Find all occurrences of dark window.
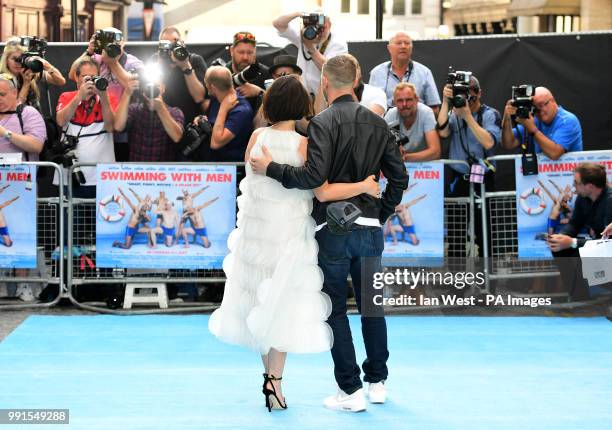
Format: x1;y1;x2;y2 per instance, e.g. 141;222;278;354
393;0;405;15
358;0;370;14
341;0;351;13
411;0;422;15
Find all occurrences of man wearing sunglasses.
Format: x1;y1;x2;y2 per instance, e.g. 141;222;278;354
227;31;270;111
501;87;582;160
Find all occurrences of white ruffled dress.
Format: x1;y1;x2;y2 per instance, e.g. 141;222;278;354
208;128;333;354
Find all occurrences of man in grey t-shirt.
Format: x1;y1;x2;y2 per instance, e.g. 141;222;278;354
384;83;440;162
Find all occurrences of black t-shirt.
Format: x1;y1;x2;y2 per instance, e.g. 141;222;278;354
153;52;207;125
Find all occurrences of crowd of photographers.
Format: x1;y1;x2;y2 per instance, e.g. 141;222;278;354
1;11;609;303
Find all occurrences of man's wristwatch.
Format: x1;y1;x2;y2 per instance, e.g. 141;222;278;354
571;238;578;249
4;130;13;141
182;67;194;75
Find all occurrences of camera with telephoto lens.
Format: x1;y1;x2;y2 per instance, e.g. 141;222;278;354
302;13;325;40
511;84;536;119
93;29;122;58
181;116;213;160
54;135;86;185
84;75;108;91
209;58;261;86
446;68;472;108
17;36;47;73
389;125;409;148
157;40;189;62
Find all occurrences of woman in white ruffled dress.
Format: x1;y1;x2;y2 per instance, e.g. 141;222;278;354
208;75;380;411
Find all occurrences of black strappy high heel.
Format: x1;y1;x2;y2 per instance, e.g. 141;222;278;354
262;373;287;412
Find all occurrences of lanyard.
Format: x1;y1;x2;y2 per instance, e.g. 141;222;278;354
385;61;413;104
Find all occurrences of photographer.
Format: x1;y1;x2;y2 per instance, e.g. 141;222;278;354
201;66;253;162
0;74;46;160
69;28;143;102
114;73;184;162
438;74;501;196
273;11;348;96
368;31;440;111
384;83;440;162
546;163;612;300
0;36;66;112
155;27;207;125
55;59;117;194
223;31;270;112
501;87;582;160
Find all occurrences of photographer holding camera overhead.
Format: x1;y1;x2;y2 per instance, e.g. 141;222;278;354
113;65;184;162
55;58;116;198
153;26;207;125
273;10;348;96
501;86;582;160
438;70;501;197
0;36;66;113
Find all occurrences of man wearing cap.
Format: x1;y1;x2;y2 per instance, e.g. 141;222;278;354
273;11;348;96
368;31;440;111
227;31;271;113
437;75;501;196
269;55;302;80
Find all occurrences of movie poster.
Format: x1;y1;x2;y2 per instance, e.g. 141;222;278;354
515;151;612;258
382;162;445;264
96;164;236;269
0;164;37;268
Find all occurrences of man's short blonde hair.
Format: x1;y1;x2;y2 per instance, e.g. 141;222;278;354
322;54;357;89
205;66;233;92
393;82;417;98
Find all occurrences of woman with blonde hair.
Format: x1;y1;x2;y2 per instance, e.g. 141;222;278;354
0;37;65;111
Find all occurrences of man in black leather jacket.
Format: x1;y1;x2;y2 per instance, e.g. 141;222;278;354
251;54;408;412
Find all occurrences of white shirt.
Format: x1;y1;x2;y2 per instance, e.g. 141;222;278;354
360;84;387;115
278;22;348;95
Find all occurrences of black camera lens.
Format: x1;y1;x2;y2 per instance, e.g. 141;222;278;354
105;43;121;58
172;44;189;62
23;56;44;73
92;76;108;91
303;26;319;40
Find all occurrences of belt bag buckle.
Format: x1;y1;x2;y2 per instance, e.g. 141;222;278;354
326;202;362;234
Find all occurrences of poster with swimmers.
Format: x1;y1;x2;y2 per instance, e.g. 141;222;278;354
382;162;444;265
0;164;37;268
96;164;236;269
515;151;612;258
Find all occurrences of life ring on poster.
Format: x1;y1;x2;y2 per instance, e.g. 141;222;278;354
99;194;126;222
519;187;546;215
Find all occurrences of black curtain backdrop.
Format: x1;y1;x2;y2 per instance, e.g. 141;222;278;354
2;33;610;190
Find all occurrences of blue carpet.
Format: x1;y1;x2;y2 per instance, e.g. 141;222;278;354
0;315;611;430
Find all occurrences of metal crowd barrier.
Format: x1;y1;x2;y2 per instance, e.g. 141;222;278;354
0;162;64;310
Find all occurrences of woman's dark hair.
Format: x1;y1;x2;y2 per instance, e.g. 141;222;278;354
262;75;312;124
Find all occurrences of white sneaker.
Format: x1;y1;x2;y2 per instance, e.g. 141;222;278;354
16;284;35;302
323;388;367;412
367;381;386;404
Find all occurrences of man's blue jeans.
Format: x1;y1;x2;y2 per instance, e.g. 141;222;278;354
315;225;389;395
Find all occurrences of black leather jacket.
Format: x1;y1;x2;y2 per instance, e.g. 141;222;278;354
266;94;408;225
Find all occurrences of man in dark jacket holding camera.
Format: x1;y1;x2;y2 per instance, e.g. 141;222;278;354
251;54;408;412
155;26;207;126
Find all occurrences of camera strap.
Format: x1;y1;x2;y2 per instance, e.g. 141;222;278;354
2;105;29;161
385;61;413;102
458;105;486;164
301;33;332;62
